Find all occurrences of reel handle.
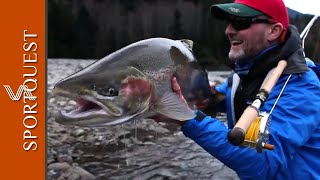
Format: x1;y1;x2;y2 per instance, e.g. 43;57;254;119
263;143;274;150
228;60;287;146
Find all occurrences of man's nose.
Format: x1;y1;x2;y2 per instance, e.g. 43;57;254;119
225;24;237;36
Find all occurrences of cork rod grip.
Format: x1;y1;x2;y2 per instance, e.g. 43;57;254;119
261;60;288;92
228;60;287;146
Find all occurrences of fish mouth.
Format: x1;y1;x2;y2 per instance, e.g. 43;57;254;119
53;88;123;126
59;98;108;118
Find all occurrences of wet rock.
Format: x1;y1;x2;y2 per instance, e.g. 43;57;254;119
85;134;96;143
56;154;73;164
60;164;95;180
48;162;71;171
48;132;59;138
60;135;75;143
51;140;62;146
97;135;104;141
56;128;68;134
72;129;84;137
58;101;67;106
69;100;77;105
49;98;56;103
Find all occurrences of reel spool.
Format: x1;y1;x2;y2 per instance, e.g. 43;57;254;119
241;112;273;153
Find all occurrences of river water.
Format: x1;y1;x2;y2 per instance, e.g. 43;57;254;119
47;59;239;180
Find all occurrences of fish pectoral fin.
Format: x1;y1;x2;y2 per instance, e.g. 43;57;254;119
153;92;196;121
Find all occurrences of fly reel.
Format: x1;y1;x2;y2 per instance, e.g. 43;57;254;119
241;112;273;153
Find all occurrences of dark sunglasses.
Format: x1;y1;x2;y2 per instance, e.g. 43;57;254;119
228;17;276;31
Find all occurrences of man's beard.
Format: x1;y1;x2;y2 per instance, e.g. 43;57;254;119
228;48;247;64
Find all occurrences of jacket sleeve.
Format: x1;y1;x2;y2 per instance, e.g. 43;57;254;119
214;79;229;113
216;79;229;94
181;115;269;179
181;72;320;179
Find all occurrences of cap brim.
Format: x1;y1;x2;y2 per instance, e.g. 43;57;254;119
210;3;263;19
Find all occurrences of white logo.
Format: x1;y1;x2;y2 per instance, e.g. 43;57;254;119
3;85;36;101
229;7;240;13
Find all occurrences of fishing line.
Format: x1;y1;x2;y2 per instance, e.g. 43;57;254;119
300;15;319;49
269;74;292;115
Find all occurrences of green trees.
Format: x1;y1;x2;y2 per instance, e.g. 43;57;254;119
48;0;319;65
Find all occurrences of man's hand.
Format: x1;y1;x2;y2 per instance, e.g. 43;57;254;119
172;76;218;109
209;82;218;94
194;81;218;111
171;77;190;109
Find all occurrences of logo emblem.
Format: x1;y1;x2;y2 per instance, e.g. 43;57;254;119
229;7;240;13
3;85;36;101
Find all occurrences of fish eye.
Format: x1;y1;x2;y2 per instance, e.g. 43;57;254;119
106;88;116;96
97;87;118;96
89;85;96;91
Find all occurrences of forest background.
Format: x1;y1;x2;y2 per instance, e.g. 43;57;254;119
48;0;320;70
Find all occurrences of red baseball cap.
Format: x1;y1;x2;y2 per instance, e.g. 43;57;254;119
211;0;289;29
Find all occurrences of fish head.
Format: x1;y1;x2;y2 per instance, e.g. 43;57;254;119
53;63;153;127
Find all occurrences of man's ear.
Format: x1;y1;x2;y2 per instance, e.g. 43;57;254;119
267;23;284;42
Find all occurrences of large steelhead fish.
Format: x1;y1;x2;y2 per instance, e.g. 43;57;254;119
53;38;215;126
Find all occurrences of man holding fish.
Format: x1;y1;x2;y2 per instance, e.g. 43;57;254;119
171;0;320;179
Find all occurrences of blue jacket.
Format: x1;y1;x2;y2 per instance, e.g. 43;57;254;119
182;26;320;179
